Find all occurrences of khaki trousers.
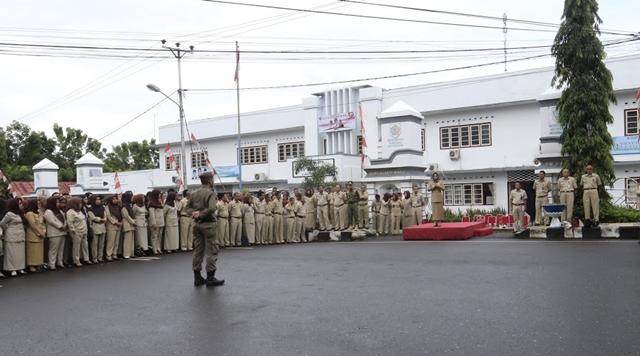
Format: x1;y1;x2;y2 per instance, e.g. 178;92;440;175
372;212;380;233
48;235;66;267
180;216;194;250
122;230;135;257
560;192;575;221
230;217;242;246
285;217;296;242
335;205;347;230
72;232;89;264
391;215;401;235
379;214;390;234
513;205;524;231
218;218;230;246
583;189;599;220
192;222;218;273
106;228;121;258
358;205;369;229
535;196;549;225
150;226;163;252
329;205;336;229
255;214;265;244
296;217;306;242
317;205;330;230
91;233;105;261
273;214;283;243
412;207;422;225
264;216;273;243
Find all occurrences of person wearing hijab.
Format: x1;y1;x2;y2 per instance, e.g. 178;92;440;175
57;196;73;267
66;198;91;267
132;194;148;255
119;192;137;259
242;195;256;245
44;197;67;270
88;195;107;263
148;189;165;255
0;198;6;278
105;195;123;261
379;193;391;235
427;172;445;227
401;191;414;231
162;192;179;253
25;199;46;272
0;198;27;276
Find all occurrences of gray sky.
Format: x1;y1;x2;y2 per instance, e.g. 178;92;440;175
1;0;638;149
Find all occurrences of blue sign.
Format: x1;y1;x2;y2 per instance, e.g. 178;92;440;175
611;136;640;155
214;165;240;178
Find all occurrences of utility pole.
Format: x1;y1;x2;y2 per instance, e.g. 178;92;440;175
162;39;193;190
503;14;508;72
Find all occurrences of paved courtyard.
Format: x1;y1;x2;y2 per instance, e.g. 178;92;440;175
1;237;639;356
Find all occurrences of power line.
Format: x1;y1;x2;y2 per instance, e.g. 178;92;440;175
97;95;173;141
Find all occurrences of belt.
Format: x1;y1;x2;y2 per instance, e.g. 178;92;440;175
536;195;548;198
255;212;265;214
273;212;282;215
348;201;358;204
584;188;597;190
180;214;189;217
335;204;344;207
358;203;368;206
317;204;327;206
560;191;574;193
232;216;242;219
512;203;524;206
412;206;421;208
287;216;296;219
297;216;306;218
219;216;229;219
196;219;216;223
373;211;380;213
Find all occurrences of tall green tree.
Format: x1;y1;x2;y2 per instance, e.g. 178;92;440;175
551;0;616;197
52;124;105;169
4;121;55;167
293;156;339;190
103;139;159;172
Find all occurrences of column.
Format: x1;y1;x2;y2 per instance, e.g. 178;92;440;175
324;91;330;116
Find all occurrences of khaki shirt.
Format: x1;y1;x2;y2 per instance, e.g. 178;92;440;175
177;198;189;217
294;201;305;217
271;198;284;214
380;200;391;215
254;199;266;215
265;201;273;216
228;200;243;218
358;191;369;206
391;200;402;216
411;193;424;208
427;180;445;204
580;173;602;189
371;200;381;213
216;201;229;218
185;185;218;222
313;192;329;206
304;200;315;215
284;203;295;218
510;189;527;205
333;191;347;206
557;177;578;192
533;179;552;197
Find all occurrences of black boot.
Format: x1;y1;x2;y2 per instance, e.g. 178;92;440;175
206;271;225;287
194;270;206;286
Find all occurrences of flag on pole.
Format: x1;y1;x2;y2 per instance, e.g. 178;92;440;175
0;170;18;197
114;172;122;194
359;103;368;164
189;133;218;176
165;143;175;166
636;87;640;109
234;50;240;82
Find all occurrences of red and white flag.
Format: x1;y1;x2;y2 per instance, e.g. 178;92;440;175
114;172;122;194
234;50;240;83
0;170;17;197
190;133;217;176
360;103;368;164
636;88;640;109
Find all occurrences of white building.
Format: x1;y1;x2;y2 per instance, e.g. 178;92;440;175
134;54;640;222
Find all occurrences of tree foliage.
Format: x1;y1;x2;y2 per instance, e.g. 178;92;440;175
551;0;616;197
293;156;339;190
103;139;159;172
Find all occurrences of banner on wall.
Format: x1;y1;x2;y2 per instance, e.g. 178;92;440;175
190;165;239;180
611;136;640;155
318;112;356;133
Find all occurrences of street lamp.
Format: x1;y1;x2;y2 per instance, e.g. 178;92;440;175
147;83;187;189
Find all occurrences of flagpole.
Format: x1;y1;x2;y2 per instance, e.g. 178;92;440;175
236;41;243;191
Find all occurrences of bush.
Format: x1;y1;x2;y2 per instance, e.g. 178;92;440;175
573;202;640;223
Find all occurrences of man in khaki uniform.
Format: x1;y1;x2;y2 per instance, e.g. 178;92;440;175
271;192;284;244
533;171;552;225
333;185;347;230
304;189;317;231
313;185;331;231
264;194;273;244
510;182;528;233
558;169;577;221
185;172;224;287
177;190;194;251
345;182;360;230
410;185;425;225
357;185;369;229
328;187;336;230
228;192;243;247
254;192;266;245
371;194;381;234
581;165;602;221
294;196;306;242
216;194;230;247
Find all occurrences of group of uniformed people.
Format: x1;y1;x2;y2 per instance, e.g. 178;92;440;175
509;165;603;232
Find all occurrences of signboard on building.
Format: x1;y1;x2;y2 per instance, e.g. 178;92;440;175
318;112;356;133
387;123;405;148
540;105;563;137
612;136;640;155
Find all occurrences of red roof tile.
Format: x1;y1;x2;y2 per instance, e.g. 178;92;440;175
11;182;76;197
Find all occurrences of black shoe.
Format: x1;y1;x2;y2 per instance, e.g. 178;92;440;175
206;271;225;287
194;271;206;286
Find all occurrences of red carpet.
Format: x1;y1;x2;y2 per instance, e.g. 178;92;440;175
403;222;486;241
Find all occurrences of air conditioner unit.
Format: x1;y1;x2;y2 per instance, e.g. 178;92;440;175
426;163;439;172
449;149;460;160
254;173;268;181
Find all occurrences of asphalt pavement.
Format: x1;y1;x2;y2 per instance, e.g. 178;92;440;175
1;237;640;356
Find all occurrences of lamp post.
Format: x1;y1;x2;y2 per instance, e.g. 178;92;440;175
146;83;188;189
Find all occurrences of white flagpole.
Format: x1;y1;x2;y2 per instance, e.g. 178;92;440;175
236;41;242;191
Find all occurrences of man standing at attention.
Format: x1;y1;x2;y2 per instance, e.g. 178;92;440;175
510;182;527;233
345;182;360;231
581;165;602;222
271;192;284;244
410;185;425;225
178;190;194;251
313;185;331;231
358;185;369;230
228;193;244;247
533;171;552;226
557;169;577;222
333;184;347;231
185;172;224;287
254;192;266;245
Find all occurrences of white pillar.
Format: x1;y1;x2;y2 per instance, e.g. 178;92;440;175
332;133;338;154
331;90;337;115
324;91;329;116
343;87;349;113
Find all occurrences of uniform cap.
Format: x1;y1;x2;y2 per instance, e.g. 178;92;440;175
347;181;353;185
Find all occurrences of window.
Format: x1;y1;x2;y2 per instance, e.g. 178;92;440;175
444;183;493;206
191;151;207;168
440;123;492;149
625;177;640;208
625;109;639;136
421;129;425;151
357;136;363;155
240;146;268;164
278;142;305;162
165;154;181;171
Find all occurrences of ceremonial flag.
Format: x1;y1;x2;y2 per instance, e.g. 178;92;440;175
114;171;122;194
0;170;17;197
359;103;368;164
636;88;640;109
189;133;218;175
234;50;240;82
